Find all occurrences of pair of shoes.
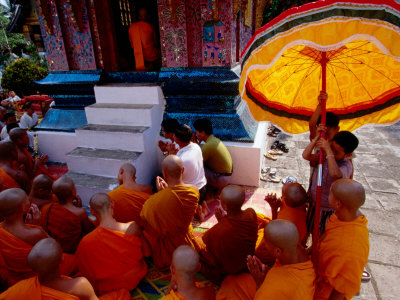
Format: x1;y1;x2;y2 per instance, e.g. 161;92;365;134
267;126;281;137
268;149;283;155
261;167;271;174
264;152;277;160
282;176;298;183
271;141;289;153
260;173;281;183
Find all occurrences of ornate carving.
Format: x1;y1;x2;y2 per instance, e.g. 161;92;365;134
39;0;54;35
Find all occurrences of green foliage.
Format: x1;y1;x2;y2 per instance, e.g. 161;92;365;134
0;14;27;59
262;0;315;26
1;58;48;96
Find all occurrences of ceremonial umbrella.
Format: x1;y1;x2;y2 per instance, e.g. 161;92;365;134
239;0;400;264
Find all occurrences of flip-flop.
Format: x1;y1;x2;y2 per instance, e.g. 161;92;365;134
268;149;283;155
264;152;277;160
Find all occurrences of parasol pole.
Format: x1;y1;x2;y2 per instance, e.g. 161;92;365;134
312;51;327;270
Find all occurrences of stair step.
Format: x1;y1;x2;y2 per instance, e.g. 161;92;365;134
165;95;239;111
76;125;148;151
66;147;141;177
94;85;162;105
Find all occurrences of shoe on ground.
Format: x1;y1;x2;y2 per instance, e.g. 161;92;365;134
264;152;277;160
282;176;298;183
268;149;283;155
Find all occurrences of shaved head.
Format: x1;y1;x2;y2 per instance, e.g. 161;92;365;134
0;188;27;218
9;127;27;142
120;163;136;177
52;176;75;203
28;238;62;275
90;193;111;214
32;174;53;191
162;155;183;179
264;219;299;251
282;183;308;208
220;185;245;211
172;245;200;280
331;179;365;211
0;140;17;160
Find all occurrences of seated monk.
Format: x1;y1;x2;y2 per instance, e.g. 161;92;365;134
216;219;316;300
199;185;258;284
0;238;131;300
28;174;57;209
140;155;201;270
40;176;94;253
0;188;76;286
0;141;28;192
256;183;308;263
108;163;151;223
162;245;215;300
9;128;52;181
76;193;150;295
315;179;369;299
129;7;160;70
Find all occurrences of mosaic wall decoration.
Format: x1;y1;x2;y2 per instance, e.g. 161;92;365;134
244;0;252;27
34;0;69;71
87;0;104;69
158;0;189;67
185;1;203;67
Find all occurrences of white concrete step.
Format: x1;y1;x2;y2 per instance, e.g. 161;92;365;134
85;103;155;126
94;84;163;105
66;147;141;177
75;124;148;151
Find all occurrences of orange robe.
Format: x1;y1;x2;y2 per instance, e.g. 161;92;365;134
161;290;186;299
216;260;316;300
0;167;20;191
21;147;55;180
277;203;307;243
76;226;147;294
0;276;131;300
316;214;369;299
129;21;159;70
140;185;201;269
40;202;87;253
200;209;258;283
0;223;77;286
108;185;150;223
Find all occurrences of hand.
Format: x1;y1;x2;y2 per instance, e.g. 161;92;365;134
247;255;268;289
156;176;168;191
316;138;331;153
318;91;328;103
35;154;49;166
315;124;327;137
158;140;167;152
26;203;41;225
215;206;227;222
264;193;281;211
166;143;178;155
72;195;82;207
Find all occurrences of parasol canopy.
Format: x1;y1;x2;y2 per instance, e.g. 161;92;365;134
240;0;400;134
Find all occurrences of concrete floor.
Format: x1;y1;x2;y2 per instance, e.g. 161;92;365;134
260;122;400;300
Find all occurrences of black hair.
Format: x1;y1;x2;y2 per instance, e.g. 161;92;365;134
22;102;33;110
333;131;359;154
193;118;213;135
317;112;339;128
161;119;179;134
3;112;15;122
174;124;192;143
6;123;19;133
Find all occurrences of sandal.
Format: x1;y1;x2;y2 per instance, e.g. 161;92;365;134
277;142;289;153
264;152;277;160
282;176;298;183
268;149;283;155
267;174;281;183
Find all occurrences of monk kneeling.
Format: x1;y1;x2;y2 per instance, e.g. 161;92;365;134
162;245;215;300
76;193;150;295
217;219;315;299
200;185;258;284
29;174;56;209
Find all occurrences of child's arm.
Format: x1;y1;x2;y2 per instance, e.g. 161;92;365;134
316;138;343;179
264;193;281;220
309;91;327;140
302;135;319;167
329;289;345;300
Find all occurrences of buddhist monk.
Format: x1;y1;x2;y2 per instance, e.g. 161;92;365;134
108;163;151;223
0;188;76;286
129;7;160;70
140;155;201;269
9;128;51;181
199;185;258;284
216;219;316;300
40;176;94;253
0;237;131;300
76;193;150;295
28;174;57;209
0;141;28;191
315;179;369;300
162;245;215;300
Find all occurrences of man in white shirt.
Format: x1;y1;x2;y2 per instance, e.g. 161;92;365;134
19;102;38;130
1;91;21;109
174;124;208;220
0;112;17;140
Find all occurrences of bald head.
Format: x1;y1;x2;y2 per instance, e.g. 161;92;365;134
282;183;308;208
52;176;75;203
172;245;200;280
0;140;17;161
264;219;299;251
220;185;245;211
331;178;365;211
28;238;62;275
162;155;183;179
0;188;27;218
9;127;27;142
90;193;111;215
32;174;53;191
120;163;136;177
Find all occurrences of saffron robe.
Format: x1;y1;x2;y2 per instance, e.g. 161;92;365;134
216;260;316;300
0;276;132;300
21;147;55;180
0;167;20;191
200;209;258;283
140;185;201;269
161;290;186;300
0;223;77;286
76;226;147;294
277;203;307;243
108;185;150;223
40;202;88;254
316;214;369;299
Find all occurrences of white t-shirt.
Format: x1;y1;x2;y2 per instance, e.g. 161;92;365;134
4;95;21;104
0;126;8;140
19;113;38;129
176;142;207;190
